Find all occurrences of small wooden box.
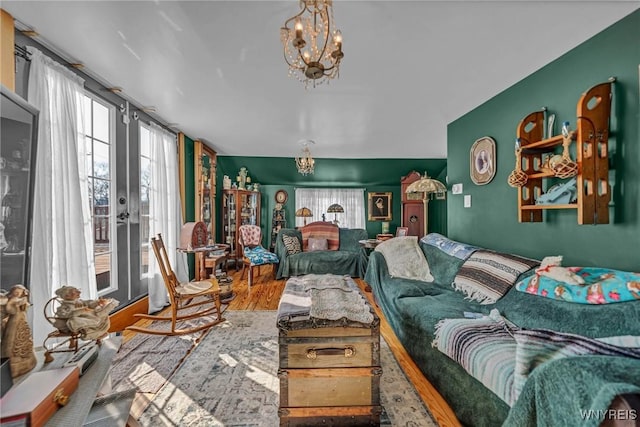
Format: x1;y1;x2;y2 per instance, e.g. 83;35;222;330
277;276;381;426
0;366;79;427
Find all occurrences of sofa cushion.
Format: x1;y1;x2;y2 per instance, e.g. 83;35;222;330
301;221;339;251
453;250;539;304
515;267;640;304
307;237;328;252
375;236;434;282
420;242;466;285
282;234;301;255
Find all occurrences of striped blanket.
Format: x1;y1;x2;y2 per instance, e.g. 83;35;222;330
433;309;640;408
433;309;519;406
276;274;374;329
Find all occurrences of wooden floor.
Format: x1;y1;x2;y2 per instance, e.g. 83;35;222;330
123;267;461;427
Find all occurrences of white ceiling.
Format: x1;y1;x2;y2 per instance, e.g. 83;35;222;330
3;1;638;159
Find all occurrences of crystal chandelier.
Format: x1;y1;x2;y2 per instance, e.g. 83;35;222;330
295;140;315;175
280;0;344;88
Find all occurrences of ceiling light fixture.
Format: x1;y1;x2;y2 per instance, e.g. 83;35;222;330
295;139;316;176
280;0;344;89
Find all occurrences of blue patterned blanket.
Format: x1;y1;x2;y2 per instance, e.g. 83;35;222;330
420;233;480;260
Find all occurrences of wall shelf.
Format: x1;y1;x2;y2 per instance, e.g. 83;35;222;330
515;79;613;224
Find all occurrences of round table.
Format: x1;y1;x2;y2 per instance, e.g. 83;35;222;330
178;244;230;281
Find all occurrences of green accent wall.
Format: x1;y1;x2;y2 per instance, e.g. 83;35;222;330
447;10;640;271
213;157;447;242
183;135;196;278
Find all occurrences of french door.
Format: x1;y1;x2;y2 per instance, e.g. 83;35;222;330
84;94;146;305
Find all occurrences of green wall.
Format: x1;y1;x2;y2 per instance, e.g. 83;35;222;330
214;157;447;243
447;10;640;271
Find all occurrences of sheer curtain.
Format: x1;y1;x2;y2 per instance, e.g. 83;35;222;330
147;122;187;313
294;188;365;228
27;46;96;345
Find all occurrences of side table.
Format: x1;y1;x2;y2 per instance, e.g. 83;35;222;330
358;239;383;292
178;244;230;281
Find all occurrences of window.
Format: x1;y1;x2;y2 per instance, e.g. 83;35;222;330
83;94;116;294
140;123;151;281
294;188;365;228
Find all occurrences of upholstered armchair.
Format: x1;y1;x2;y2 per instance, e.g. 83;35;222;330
238;225;279;288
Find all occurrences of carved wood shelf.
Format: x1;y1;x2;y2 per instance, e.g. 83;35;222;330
515;79;613;224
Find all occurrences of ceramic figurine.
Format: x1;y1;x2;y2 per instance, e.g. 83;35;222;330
0;285;37;377
53;286;118;340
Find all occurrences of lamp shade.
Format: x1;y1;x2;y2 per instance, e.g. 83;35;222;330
326;204;344;213
295;207;313;217
405;175;447;195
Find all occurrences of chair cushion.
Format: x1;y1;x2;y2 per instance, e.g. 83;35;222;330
244;246;279;266
301;221;339;251
176;279;217;296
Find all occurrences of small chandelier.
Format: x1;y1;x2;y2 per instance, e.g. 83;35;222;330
280;0;344;88
295;140;315;175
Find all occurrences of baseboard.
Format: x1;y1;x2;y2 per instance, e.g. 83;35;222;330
108;296;149;332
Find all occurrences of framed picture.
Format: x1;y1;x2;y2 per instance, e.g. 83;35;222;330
395;227;408;237
368;192;392;221
470;136;496;185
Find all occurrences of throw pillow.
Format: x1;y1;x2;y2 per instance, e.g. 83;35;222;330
375;236;434;282
301;222;339;251
282;234;301;255
307;237;328;252
515;267;640;304
513;328;640;399
453;250;539;304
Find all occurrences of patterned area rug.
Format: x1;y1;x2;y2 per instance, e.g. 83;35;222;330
111;299;227;394
139;310;437;426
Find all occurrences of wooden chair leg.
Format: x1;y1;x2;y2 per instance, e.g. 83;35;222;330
240;262;247;280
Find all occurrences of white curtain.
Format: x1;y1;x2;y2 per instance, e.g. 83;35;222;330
294;188;365;229
27;46;96;345
147;122;187;313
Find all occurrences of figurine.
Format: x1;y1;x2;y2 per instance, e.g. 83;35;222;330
53;286;118;340
0;285;37;377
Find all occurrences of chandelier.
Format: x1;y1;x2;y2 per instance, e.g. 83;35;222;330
280;0;344;88
295;140;315;175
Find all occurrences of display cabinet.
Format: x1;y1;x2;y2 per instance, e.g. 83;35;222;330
513;79;612;224
222;189;261;268
1;85;39;291
194;141;216;279
270;206;286;251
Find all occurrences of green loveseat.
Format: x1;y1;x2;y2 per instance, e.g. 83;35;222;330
275;227;368;279
364;236;640;427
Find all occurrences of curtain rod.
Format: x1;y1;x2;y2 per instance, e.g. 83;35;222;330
14;44;31;61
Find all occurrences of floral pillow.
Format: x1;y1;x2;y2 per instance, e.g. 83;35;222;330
515;267;640;304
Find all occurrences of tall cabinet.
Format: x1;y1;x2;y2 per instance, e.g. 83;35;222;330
222;189;261;268
194;141;216;278
400;171;426;237
1;86;39;291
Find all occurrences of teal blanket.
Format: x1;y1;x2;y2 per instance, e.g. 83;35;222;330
504;355;640;427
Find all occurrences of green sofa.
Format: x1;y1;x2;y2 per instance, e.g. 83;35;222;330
364;237;640;427
275;227;368;279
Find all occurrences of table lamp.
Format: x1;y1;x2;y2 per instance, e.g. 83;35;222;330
295;207;313;226
326;203;344;225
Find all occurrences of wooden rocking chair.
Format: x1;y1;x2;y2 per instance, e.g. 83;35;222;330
125;234;224;336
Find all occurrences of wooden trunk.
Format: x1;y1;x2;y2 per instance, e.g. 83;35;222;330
278;291;382;426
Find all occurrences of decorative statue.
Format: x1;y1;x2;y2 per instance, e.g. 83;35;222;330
53;286;118;341
0;285;37;378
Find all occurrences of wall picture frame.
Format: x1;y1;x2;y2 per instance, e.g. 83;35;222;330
470;136;496;185
395;227;408;237
368;192;392;221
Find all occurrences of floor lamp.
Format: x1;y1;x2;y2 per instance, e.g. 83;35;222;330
405;174;447;235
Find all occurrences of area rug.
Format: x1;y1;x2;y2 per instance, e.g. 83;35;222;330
139;310;437;426
111;299;227;394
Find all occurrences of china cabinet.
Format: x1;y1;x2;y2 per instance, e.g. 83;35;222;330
194;141;217;279
222;189;261;268
1;85;39;291
513;79;612;224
